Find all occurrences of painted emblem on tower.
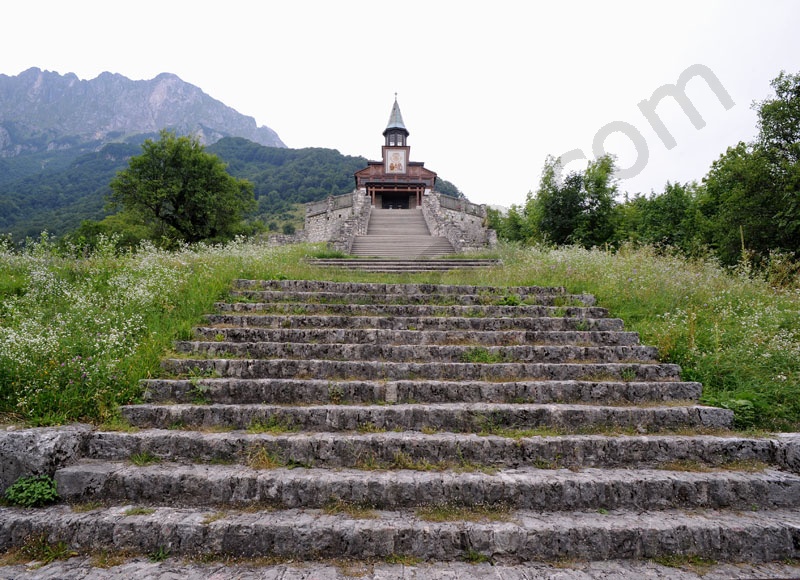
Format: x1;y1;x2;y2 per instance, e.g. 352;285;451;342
386;149;406;174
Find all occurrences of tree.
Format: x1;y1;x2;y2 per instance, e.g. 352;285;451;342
631;182;705;255
573;155;617;247
755;71;800;242
109;130;255;243
691;70;800;264
700;142;780;264
523;155;617;247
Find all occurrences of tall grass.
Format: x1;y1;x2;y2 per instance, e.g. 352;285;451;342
0;235;315;425
469;243;800;431
1;237;798;430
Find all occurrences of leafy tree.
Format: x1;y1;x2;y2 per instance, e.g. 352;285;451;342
628;182;706;255
486;205;530;242
700;142;779;264
696;70;800;264
109;131;255;243
757;71;800;167
755;71;800;242
522;155;617;247
573;155;617;247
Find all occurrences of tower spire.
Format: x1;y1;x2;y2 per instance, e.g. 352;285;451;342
384;95;407;134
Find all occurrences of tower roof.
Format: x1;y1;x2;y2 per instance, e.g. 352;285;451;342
383;96;409;136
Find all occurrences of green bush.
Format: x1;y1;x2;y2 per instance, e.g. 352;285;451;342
3;474;59;507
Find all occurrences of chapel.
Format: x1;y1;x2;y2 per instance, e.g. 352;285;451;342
354;97;437;209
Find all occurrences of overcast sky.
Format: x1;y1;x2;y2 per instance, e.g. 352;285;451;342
3;0;800;208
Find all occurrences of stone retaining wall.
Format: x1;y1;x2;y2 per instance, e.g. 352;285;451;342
422;191;497;252
303;190;371;252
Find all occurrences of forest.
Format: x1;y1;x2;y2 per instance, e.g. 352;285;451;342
489;71;800;271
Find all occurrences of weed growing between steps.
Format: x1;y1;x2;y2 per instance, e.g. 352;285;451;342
415;503;513;523
1;237;798;430
0;534;76;567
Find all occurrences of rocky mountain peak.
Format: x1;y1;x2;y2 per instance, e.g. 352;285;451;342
0;68;285;158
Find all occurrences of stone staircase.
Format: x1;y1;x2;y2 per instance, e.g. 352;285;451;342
3;279;800;573
350;209;455;258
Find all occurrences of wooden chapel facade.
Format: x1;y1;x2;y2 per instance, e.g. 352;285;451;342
354;98;437;209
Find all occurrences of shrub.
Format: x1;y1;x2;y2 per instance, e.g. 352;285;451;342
3;475;59;507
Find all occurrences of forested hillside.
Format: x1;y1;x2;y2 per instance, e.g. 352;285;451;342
207;138;368;221
0;136;464;241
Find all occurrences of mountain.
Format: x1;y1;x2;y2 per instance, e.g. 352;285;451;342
0;67;285;164
0;68;463;241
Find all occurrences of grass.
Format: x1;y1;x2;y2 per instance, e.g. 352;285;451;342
129;451;161;466
245;447;285;470
416;503;512;523
657;459;769;472
123;506;155;516
246;415;299;434
462;549;491;564
0;534;77;566
90;549;132;568
201;511;227;524
652;553;717;572
1;238;799;430
70;500;104;512
460;346;505;363
322;499;377;519
354;450;497;474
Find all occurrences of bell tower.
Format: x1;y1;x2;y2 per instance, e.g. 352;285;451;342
354;96;437;209
383;96;408;147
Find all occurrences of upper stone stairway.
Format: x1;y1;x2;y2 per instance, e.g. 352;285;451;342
3;279;800;576
350;209;455;258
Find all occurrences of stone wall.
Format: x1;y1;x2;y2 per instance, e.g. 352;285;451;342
303;190;371;253
422;191;497;252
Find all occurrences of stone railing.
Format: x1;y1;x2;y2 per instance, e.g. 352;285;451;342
306;193;353;218
306;199;329;218
422;191;497;253
439;195;484;218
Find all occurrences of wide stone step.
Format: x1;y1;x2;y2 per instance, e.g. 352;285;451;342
173;342;660;364
363;224;433;232
312;258;501;266
142;378;703;405
6;558;800;580
228;290;594;307
119;403;730;432
234;279;551;296
352;236;451;245
310;259;500;272
162;358;682;382
84;431;788;469
194;327;641;347
55;461;800;511
205;314;625;332
3;505;799;562
214;303;610;319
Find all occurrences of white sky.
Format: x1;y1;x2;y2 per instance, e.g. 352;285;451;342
2;0;800;207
